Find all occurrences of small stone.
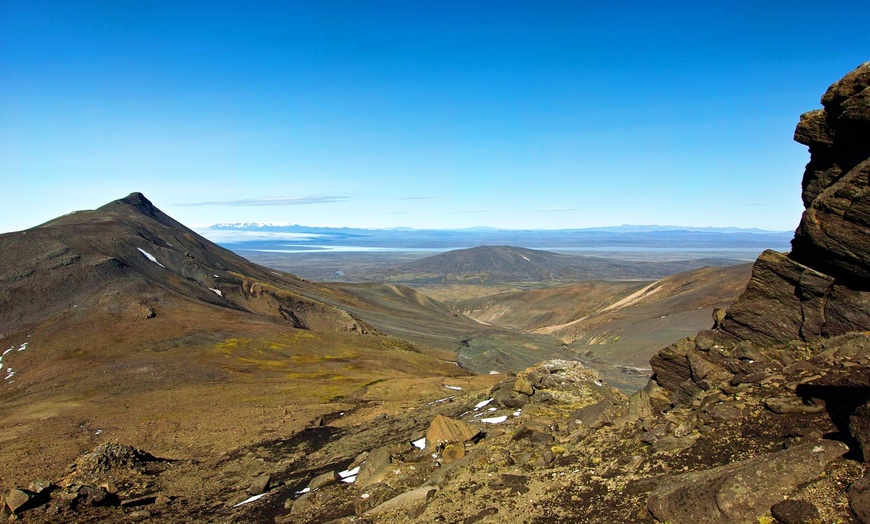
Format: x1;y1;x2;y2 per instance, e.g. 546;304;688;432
154;494;171;506
249;473;271;495
770;499;821;524
309;471;339;490
513;376;534;396
441;444;465;463
25;481;52;496
76;485;115;507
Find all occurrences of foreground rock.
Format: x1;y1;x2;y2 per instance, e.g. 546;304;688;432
648;441;848;523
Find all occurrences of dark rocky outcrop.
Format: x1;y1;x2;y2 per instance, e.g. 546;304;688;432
651;62;870;407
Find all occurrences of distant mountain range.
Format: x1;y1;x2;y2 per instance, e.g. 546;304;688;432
201;223;794;251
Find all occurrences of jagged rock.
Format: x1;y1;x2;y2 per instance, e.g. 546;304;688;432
647;440;847;524
650;337;694;393
569;399;617;430
494;382;529;408
770;499;822;524
26;480;52;496
687;351;730;390
426;415;480;447
716;251;811;346
626;389;653;421
792;62;870;283
512;375;534;395
5;488;34;514
671;414;698;438
356;445;393;487
248;473;271;495
850;474;870;524
309;471;339;490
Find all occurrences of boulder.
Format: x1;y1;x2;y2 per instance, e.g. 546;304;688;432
309;471;339;490
5;488;34;514
650;337;694;393
356;445;393;487
770;499;821;524
426;415;480;447
648;440;847;524
364;485;438;516
290;491;316;516
494;382;529;409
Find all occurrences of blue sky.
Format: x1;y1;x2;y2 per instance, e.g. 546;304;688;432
1;1;868;232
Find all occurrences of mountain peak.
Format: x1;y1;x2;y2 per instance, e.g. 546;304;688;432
98;192;160;217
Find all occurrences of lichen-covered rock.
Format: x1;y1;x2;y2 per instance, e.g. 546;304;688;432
647;440;847;524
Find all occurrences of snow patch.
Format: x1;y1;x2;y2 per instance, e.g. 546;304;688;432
481;415;508;424
209;288;223;297
17;342;27;351
341;475;357;484
137;248;165;268
443;384;462;391
513;410;522;417
296;487;311;495
232;493;267;507
412;437;426;450
474;398;493;409
338;466;360;479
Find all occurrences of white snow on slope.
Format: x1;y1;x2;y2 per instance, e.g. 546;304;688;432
232;493;267;507
137;248;166;268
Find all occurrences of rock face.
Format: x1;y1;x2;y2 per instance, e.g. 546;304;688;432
652;62;870;407
727;62;870;342
791;63;870;285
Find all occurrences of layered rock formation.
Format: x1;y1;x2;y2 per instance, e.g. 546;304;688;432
652;61;870;402
644;62;870;523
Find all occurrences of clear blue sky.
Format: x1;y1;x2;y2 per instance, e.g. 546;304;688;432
1;1;868;232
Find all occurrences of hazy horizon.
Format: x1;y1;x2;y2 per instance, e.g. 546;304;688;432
3;2;868;233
